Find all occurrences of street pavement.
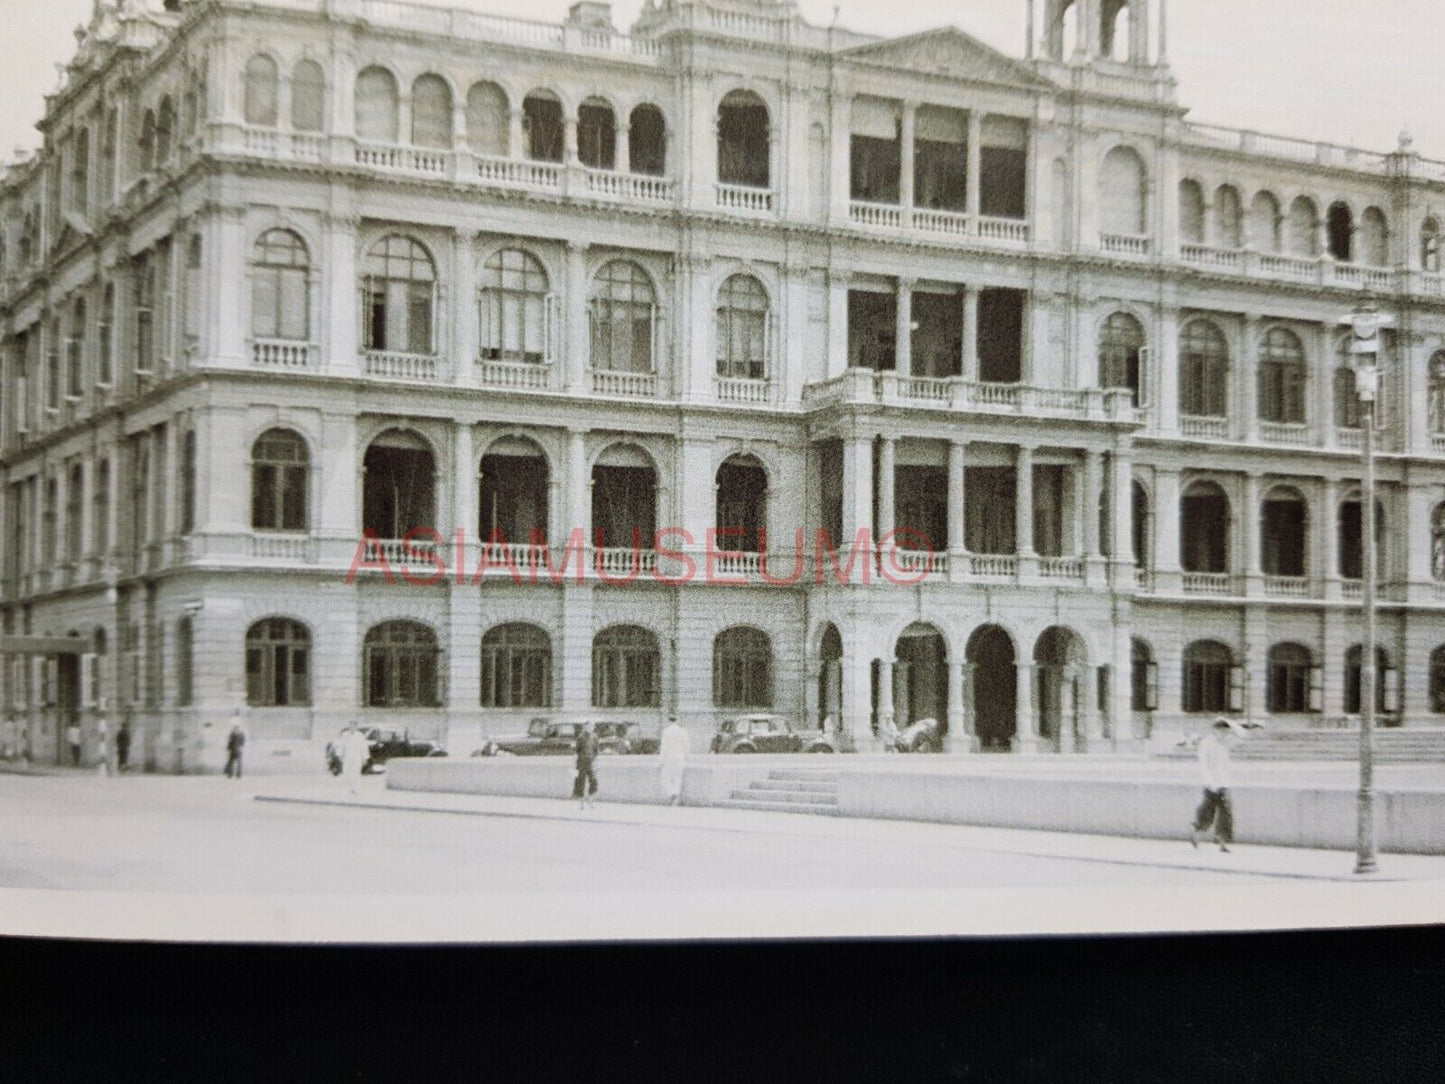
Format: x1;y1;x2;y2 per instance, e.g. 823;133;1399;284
2;771;1443;941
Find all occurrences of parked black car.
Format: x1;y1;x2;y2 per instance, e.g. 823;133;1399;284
325;728;447;775
710;715;835;755
473;719;648;758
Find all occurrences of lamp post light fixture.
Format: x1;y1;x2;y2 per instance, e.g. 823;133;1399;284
1340;296;1394;877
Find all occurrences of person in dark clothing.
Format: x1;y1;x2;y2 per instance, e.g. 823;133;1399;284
224;714;247;780
573;722;600;809
116;721;131;773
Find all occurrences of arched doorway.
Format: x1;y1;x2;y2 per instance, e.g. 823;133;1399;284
818;624;843;729
895;623;948;733
967;625;1016;751
1034;627;1087;753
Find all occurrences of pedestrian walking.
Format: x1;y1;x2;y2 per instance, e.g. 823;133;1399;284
116;720;131;774
573;721;600;809
1191;718;1239;853
658;715;691;806
66;722;82;767
338;721;370;796
224;713;248;780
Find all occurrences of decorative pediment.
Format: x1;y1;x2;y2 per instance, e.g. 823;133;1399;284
843;27;1047;88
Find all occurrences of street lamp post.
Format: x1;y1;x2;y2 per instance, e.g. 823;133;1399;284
1341;298;1393;877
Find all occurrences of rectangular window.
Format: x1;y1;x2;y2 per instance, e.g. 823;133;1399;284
134;256;155;374
93;459;110;555
1259;363;1306;424
176;618;193;707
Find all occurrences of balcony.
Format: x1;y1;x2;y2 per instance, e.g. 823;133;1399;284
714;377;772;406
596;547;659;578
1100;234;1152;259
1258;421;1309;445
849;201;903;229
1183;572;1232;596
250;534;314;562
805;371;1136;423
355;142;450;176
968;555;1018;580
590;369;659;398
1257;253;1318;281
477;360;551;391
475;153;563;192
847;204;1031;248
1180;244;1244;273
583;169;675;204
1037;556;1086;583
715;184;775;214
1264;576;1310;598
364;351;439;381
1180;415;1229;439
252;339;317;369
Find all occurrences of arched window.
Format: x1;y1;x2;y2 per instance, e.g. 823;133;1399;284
364;621;440;708
156;96;175;163
1422;217;1441;272
1178;180;1205;245
523;90;564;162
251;229;310;342
139;110;157;173
179;428;197;535
479;249;550;365
1432;353;1445;435
577;97;616;170
244;55;279;128
1250;191;1282;253
1327;201;1353;261
246;618;311;707
411;74;452;149
589;260;655;373
465;82;508;157
1261;486;1307;577
1338;494;1385;581
1099;146;1147;236
630;103;666;176
716;274;769;380
1344;645;1391;716
1182;640;1235;714
480;438;549;545
592;625;661;708
592;444;656;550
291;60;325;133
71;128;90;214
252;428;309;532
1214;185;1243;248
1098;311;1144;403
355;67;399;143
362;236;436;355
1434;503;1445;582
1132;481;1150;567
1130;638;1158;712
1285;196;1318;257
1179;319;1229;418
714;627;773;709
1431;646;1445;714
1334;333;1364;430
362;430;435;540
1180;480;1230;573
1258;327;1306;424
1358;207;1389;266
718;89;770;188
176;615;194;708
184;234;203;349
716;455;767;554
481;624;552;709
1267;643;1314;714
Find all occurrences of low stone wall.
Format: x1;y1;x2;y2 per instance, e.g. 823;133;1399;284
386;758;1445;855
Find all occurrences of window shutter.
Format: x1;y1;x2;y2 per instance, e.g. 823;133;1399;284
1309;666;1323;713
1228;664;1245;713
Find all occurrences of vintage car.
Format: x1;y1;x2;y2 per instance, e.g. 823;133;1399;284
893;718;944;754
710;715;835;755
325;728;447;775
472;719;648;758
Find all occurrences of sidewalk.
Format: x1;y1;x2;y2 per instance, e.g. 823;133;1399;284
255;782;1445;884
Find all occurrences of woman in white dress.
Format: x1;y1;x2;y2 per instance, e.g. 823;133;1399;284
658;716;691;806
339;722;371;796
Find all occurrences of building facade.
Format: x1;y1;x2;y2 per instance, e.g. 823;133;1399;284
4;0;1445;772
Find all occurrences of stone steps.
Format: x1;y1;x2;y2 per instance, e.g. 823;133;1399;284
718;769;842;817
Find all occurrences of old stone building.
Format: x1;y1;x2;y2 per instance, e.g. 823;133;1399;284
4;0;1445;771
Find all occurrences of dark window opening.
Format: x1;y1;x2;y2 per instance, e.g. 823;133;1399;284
246;618;311;708
592;464;656;550
850;135;900;204
965;467;1017;555
1261;494;1307;577
1344;646;1390;716
896;465;948;553
364;621;440;709
629;104;666;176
593;626;660;709
362;439;435;540
714;627;773;709
1327;202;1353;262
848;290;897;371
980;146;1027;219
1032;465;1066;558
1099;312;1144;404
718;92;770;188
481;624;551;709
819;441;844;546
577;101;616;170
716;458;767;554
977;289;1024;383
1267;643;1313;714
1180;484;1229;573
1183;641;1233;714
523;93;564;162
911;291;962;378
1338;499;1385;581
479;453;549;545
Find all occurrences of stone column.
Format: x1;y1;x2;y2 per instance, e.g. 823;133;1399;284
565;242;589;393
452;230;477;386
844;635;877;753
1084;449;1106;587
617;123;631;175
1242;471;1262;596
828;271;851;379
948;440;967;558
899;101;917;226
1059;667;1078;754
508;108;524;159
213;206;249;367
1239;314;1259;441
1015;663;1039;753
965;111;983;224
829;90;853;226
877;436;896;551
1016;444;1036;577
1156;306;1180;435
877;658;896;738
324;212;359;376
843;434;874;552
895;278;914;379
1322;477;1342;600
454;423;475;550
567;429;590;554
1081;666;1104;750
1111;630;1135;751
961;286;979;381
1154;467;1182;593
946;660;969;753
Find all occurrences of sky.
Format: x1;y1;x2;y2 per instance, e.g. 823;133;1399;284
2;0;1442;161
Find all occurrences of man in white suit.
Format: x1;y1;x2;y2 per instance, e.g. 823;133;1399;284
658;715;691;806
